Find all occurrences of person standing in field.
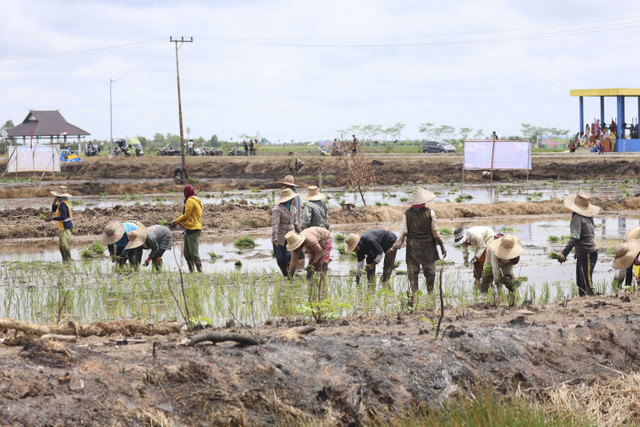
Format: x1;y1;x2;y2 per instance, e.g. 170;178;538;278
280;175;302;228
557;191;600;296
392;187;446;303
453;226;496;288
243;140;249;156
301;186;329;230
46;186;73;262
142;224;173;271
345;230;397;286
171;185;203;273
271;188;301;278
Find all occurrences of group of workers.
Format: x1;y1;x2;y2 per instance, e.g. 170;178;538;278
48;175;640;302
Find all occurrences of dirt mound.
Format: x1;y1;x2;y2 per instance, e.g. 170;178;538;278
1;294;639;425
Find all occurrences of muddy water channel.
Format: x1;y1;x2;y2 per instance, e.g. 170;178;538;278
4;178;637;210
0;215;636;326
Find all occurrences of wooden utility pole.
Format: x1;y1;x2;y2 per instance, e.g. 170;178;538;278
169;36;193;169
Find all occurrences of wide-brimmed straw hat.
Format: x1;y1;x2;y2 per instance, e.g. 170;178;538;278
303;186;326;201
277;188;297;204
125;222;147;250
285;231;305;251
564;191;600;217
344;233;360;253
50;185;73;198
613;240;640;270
489;234;523;259
406;187;436;206
453;227;467;246
626;227;640;241
279;175;299;187
102;220;125;245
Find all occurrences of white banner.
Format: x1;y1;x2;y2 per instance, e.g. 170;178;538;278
463;140;531;170
7;146;61;173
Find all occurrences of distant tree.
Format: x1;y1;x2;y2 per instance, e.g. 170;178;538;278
521;123;570;144
136;136;149;149
458;127;473;141
473;129;485;139
384;122;405;141
209;134;219;147
153;133;165;142
435;125;456;141
418;123;434;139
1;120;14;132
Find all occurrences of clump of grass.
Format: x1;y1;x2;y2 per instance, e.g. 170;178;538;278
153;196;167;202
208;251;219;261
98;192;108;197
234;260;242;267
80;249;94;259
548;235;571;243
37;212;46;220
71;200;85;206
498;226;521;233
605;247;616;256
337;245;347;255
87;241;105;254
187;177;199;184
440;227;453;235
334;233;346;242
234;236;256;248
159;219;171;227
400;197;408;202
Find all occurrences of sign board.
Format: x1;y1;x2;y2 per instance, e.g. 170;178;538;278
537;135;567;149
463;140;531;170
7;145;61;173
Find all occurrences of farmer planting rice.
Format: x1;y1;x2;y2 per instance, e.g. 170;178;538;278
271;188;301;278
556;191;600;296
171;185;203;273
344;230;397;286
392;187;446;303
453;226;496;288
142;224;173;271
301;185;329;230
481;234;523;295
612;226;640;288
285;226;332;291
46;186;74;262
102;220;147;269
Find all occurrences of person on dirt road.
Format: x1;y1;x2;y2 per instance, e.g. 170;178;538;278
46;186;73;262
271;188;301;278
103;221;147;269
301;186;329;230
557;191;600;296
142;224;173;271
286;227;332;295
345;230;397;286
481;234;523;299
171;185;203;273
391;187;446;303
454;226;496;288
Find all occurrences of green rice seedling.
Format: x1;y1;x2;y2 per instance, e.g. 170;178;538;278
234;236;256;248
400;197;408;202
37;212;46;220
98;192;108;197
548;235;561;243
334;233;346;242
71;199;85;206
433;191;442;195
605;247;616;257
375;201;383;206
337;244;347;255
498;226;521;233
548;252;559;259
234;260;242;267
87;241;105;255
208;251;219;261
435;259;448;266
153;196;167;202
439;227;453;235
187;177;199;184
80;249;94;259
158;219;171;226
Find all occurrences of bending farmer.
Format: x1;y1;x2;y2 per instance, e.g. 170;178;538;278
103;221;147;268
345;230;397;285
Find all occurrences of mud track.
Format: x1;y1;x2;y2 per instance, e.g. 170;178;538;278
1;294;639;425
5;196;640;241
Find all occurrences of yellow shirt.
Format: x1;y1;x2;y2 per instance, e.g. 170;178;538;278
173;196;203;230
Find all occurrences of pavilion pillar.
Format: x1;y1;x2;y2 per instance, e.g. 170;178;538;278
579;96;584;134
617;96;624;150
600;96;605;126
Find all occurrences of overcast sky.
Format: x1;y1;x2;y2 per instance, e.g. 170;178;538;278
2;0;640;143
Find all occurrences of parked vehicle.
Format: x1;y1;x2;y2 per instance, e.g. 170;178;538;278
157;146;181;156
85;144;99;157
228;147;246;156
206;147;223;156
192;147;205;156
422;140;456;153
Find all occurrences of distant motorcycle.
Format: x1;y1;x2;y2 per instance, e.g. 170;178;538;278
206;147;223;156
157;146;181;156
85;145;99;157
134;145;144;157
228;147;246;156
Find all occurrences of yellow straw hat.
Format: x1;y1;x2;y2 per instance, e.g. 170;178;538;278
563;191;600;217
488;234;523;259
303;186;326;201
344;233;360;253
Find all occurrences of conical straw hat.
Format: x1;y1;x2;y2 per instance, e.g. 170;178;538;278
344;233;360;253
285;230;305;251
488;234;523;259
563;191;600;217
277;188;297;204
406;187;436;206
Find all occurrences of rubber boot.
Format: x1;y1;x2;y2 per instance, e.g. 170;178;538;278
194;258;202;273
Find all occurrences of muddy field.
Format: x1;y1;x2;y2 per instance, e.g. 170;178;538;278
2;294;640;425
2;154;640;425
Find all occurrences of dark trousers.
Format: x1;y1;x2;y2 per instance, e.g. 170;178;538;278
115;245;143;267
273;244;291;273
576;250;597;296
367;248;398;283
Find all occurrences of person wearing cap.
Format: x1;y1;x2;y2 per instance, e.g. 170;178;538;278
171;185;203;273
102;221;147;268
557;191;600;296
301;186;329;230
45;186;74;262
142;225;173;271
453;226;496;286
285;227;332;285
345;230;397;285
280;175;302;226
272;188;301;277
481;234;523;294
391;187;446;298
